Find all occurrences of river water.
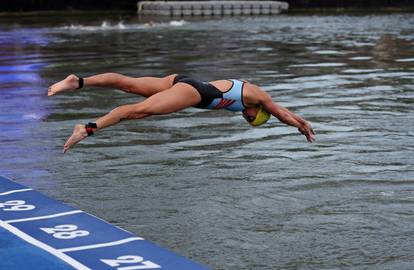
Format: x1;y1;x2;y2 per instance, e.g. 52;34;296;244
1;13;414;269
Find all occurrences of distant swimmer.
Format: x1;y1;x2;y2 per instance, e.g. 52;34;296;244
48;73;315;153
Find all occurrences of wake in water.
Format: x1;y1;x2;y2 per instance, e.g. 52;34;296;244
60;20;187;32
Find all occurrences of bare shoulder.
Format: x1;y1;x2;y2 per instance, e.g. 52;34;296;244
243;82;271;106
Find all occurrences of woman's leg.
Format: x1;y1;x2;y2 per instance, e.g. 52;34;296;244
48;73;176;97
62;83;201;153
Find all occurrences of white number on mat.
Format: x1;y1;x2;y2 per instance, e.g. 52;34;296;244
101;255;161;270
40;224;89;239
0;200;35;211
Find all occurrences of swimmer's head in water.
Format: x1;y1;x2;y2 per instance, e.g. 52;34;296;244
242;106;271;126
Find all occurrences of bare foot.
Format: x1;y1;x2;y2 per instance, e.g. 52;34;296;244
48;74;80;96
63;124;88;153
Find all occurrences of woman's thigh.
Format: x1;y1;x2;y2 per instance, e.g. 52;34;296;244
135;83;201;115
122;74;177;97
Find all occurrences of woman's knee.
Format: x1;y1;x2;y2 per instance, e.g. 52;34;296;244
102;72;122;80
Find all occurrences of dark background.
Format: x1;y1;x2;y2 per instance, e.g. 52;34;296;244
1;0;414;12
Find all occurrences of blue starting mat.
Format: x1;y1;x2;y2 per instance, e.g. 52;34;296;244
0;176;210;270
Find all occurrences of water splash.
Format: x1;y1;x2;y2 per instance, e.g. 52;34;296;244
169;20;186;27
62;21;132;31
59;20;187;32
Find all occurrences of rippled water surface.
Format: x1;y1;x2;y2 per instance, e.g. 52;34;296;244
1;13;414;269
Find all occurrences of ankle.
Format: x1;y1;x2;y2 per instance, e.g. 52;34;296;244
67;74;83;89
84;122;97;136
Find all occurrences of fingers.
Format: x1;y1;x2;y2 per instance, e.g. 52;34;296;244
303;122;316;142
303;128;315;143
307;132;316;143
310;128;315;135
299;125;316;143
308;128;316;142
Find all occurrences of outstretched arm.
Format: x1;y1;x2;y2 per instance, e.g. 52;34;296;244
261;95;315;143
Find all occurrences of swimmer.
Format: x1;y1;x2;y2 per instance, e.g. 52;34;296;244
48;73;315;153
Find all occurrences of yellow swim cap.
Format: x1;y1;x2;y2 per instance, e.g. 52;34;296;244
243;106;271;127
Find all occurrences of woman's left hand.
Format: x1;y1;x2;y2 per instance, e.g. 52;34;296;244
298;122;316;143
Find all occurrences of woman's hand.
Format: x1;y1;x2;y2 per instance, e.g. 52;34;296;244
298;122;316;143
